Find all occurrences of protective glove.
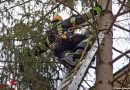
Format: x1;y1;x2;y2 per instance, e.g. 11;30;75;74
49;43;56;50
94;3;102;15
87;4;102;18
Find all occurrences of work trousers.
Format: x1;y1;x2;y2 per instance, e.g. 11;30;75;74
53;34;86;59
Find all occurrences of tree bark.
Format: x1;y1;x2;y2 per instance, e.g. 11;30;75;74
96;0;113;90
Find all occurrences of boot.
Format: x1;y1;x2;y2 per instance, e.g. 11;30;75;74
74;48;84;59
60;49;84;68
60;53;76;69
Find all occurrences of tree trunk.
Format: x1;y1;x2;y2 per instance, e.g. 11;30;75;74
96;0;113;90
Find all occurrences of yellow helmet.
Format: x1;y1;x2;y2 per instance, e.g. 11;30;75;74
52;15;63;21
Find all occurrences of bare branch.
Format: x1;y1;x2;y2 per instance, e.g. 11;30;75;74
114;10;130;17
114;24;130;32
113;47;130;59
113;49;130;63
1;0;32;12
108;0;126;31
0;0;6;4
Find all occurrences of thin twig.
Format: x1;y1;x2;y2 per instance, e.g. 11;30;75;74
1;0;32;12
108;0;126;31
113;49;130;63
114;24;130;32
113;47;130;59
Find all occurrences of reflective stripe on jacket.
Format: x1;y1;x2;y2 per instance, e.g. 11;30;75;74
47;9;97;45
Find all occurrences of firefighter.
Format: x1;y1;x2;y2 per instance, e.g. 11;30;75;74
46;4;102;68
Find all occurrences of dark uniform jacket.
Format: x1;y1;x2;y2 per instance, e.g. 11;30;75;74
47;9;97;45
46;9;99;58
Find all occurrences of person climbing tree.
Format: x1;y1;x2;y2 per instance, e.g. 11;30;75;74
43;3;103;68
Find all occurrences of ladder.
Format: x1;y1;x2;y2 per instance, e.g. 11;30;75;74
57;31;105;90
